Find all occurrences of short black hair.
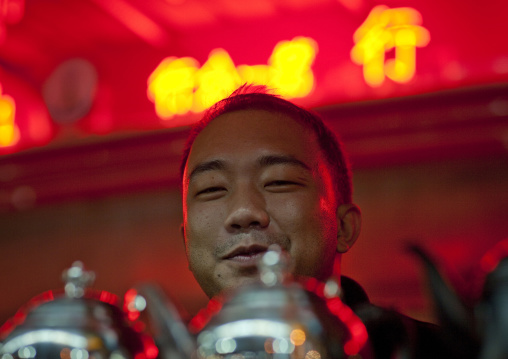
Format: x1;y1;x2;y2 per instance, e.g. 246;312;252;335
180;84;353;204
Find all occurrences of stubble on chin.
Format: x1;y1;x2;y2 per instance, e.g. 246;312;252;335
192;232;292;297
216;267;265;297
213;232;291;258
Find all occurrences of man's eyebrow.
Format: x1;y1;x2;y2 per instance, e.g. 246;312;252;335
258;155;311;170
188;159;226;182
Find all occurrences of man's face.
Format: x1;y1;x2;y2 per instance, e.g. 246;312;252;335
182;109;339;298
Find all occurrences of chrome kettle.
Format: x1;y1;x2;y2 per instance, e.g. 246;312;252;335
0;261;194;359
190;246;370;359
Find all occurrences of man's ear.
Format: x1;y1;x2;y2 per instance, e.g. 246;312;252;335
336;204;362;253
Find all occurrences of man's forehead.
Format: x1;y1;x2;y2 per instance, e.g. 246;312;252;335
190;111;309;146
195;109;309;143
182;108;319;177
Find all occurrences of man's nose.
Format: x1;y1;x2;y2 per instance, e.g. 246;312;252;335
225;186;269;231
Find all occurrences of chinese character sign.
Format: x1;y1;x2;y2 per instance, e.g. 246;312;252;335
0;85;19;147
147;37;317;119
351;5;430;87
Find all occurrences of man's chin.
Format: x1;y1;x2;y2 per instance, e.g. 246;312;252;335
216;274;263;298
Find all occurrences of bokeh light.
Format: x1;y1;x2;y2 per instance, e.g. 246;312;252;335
289;329;306;346
0;89;19;147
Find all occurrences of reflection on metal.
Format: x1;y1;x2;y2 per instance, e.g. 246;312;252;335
62;261;95;298
133;284;196;359
191;245;369;359
351;5;430;87
147;37;317;119
0;262;149;359
1;330;88;354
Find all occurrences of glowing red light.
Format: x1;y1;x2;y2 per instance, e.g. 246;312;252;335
0;317;15;337
99;290;119;305
306;279;368;356
0;290;55;338
143;338;159;359
325;297;368;355
132;320;146;332
124;288;141;321
188;297;223;333
480;238;508;273
124;288;138;304
3;0;24;25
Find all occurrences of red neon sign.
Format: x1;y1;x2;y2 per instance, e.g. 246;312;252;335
0;85;19;148
147;37;318;119
351;5;430;87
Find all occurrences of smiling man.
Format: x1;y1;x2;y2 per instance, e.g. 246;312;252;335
180;85;361;299
179;85;449;359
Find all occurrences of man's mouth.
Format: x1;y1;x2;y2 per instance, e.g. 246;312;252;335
222;244;269;265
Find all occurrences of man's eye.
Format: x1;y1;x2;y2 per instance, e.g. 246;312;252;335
267;180;294;186
265;180;300;191
196;187;226;197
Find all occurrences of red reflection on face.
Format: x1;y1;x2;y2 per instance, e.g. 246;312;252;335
182;109;339;298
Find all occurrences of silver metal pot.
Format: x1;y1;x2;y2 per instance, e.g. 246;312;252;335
0;262;194;359
191;246;369;359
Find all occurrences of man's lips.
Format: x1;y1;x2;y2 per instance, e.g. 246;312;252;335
222;244;269;264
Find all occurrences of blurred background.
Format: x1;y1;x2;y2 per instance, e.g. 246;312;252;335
0;0;507;325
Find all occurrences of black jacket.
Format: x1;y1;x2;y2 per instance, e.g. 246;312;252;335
341;276;454;359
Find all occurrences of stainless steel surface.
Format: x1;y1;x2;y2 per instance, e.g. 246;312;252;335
135;284;195;359
193;246;365;359
0;262;146;359
0;251;370;359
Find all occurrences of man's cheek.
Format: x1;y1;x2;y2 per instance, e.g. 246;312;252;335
188;246;211;274
192;204;223;228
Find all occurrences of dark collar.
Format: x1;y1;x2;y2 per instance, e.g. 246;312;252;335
341;275;370;309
